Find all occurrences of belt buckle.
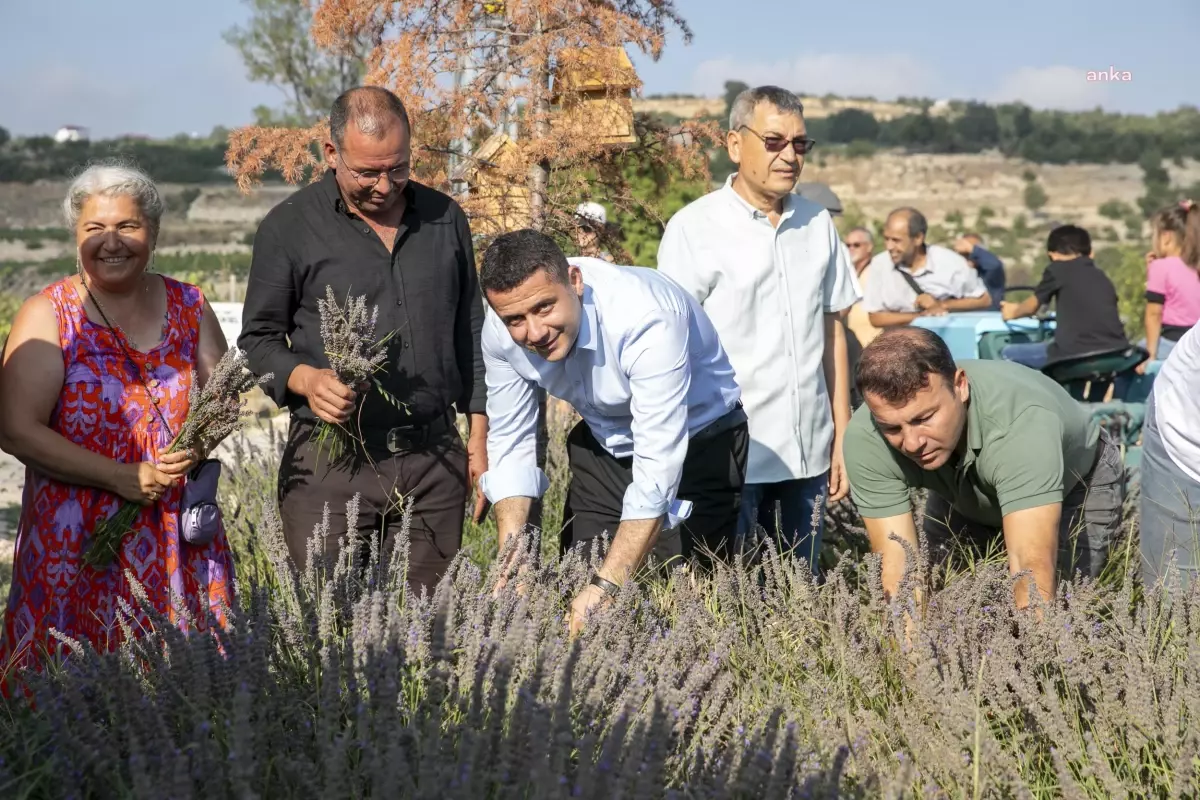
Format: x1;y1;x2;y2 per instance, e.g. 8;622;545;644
386;426;421;454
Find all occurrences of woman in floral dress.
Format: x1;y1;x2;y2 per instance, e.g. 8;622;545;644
0;162;235;676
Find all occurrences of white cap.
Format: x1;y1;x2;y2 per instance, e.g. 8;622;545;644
575;201;607;227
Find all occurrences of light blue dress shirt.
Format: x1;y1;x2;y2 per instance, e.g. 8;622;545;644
479;257;742;527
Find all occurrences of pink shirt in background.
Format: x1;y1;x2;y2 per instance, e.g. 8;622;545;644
1146;256;1200;327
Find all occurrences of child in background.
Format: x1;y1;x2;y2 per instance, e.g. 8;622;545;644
1142;199;1200;367
999;224;1129;370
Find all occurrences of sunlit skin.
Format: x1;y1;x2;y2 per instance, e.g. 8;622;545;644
727;102;806;219
322;118;411;220
844;230;873;273
882;212;925;272
864;370;970;471
76;194;156;296
486;266;586;363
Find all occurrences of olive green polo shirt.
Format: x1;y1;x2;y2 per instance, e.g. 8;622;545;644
845;360;1100;527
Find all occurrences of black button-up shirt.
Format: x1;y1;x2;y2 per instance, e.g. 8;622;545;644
239;170;486;432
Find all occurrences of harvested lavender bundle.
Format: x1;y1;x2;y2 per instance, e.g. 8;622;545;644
84;348;272;568
312;285;404;461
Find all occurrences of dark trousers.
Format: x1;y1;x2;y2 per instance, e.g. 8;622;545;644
560;412;748;570
737;474;829;574
278;417;468;593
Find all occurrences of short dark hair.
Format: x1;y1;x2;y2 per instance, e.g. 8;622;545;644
480;229;572;295
1046;224;1091;257
856;327;957;405
330;86;411;148
888;207;927;240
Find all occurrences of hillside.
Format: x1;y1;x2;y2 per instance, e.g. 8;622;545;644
806;151;1200;232
3;151;1193;271
634;94;946;122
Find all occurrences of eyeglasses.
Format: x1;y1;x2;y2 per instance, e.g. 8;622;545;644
338;153;410;188
846;241;870;248
738;126;816;154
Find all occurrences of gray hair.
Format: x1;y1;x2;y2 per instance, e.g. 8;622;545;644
888;207;928;240
330;86;411;148
729;85;805;132
847;226;874;245
63;161;165;240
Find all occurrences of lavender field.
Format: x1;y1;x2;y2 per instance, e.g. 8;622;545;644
0;419;1197;799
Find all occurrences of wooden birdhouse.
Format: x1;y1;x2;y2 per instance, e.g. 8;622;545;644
450;133;531;236
551;46;639;146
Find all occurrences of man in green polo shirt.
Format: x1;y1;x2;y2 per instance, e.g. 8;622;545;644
844;327;1125;608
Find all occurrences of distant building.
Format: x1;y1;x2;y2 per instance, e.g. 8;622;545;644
54;125;89;143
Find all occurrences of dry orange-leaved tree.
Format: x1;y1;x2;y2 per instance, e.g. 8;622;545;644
225;0;719;256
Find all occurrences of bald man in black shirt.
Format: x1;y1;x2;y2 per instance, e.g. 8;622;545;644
240;86;489;592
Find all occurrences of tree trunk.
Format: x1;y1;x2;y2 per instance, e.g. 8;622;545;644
526;14;553;536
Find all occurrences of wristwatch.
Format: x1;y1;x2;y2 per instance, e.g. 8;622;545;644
589;573;621;600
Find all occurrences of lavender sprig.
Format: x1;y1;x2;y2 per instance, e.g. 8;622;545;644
84;348;272;568
311;286;405;462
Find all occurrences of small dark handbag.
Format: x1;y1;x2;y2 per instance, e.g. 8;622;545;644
180;458;223;546
80;278;226;548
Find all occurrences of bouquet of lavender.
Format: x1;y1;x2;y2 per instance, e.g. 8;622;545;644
84;348;272;568
311;285;404;462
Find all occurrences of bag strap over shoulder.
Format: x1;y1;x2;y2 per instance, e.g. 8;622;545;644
894;265;926;298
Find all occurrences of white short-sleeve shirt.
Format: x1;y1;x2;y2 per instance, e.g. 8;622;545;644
861;245;987;313
657;175;862;483
1153;324;1200;483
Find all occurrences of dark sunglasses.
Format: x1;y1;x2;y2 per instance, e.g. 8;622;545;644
739;126;816;154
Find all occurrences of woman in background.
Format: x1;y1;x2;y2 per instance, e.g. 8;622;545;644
1142;200;1200;364
0;161;234;676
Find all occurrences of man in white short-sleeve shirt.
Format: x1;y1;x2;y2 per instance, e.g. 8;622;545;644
1140;321;1200;588
862;207;991;328
658;85;861;572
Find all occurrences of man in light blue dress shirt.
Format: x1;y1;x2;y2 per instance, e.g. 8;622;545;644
477;230;748;633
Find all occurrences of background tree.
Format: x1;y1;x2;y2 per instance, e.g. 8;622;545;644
227;0;715;247
223;0;375;126
826;109;879;144
1023;180;1048;214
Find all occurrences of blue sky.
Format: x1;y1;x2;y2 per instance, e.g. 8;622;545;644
2;0;1197;139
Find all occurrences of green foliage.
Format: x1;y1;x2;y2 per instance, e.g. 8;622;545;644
223;0;369;126
825;109;880;143
974;206;996;229
612;158;710;268
0;134;232;183
835;201;870;237
1098;199;1133;220
952;102;1000;148
1023;181;1048;212
0;291;22;344
0;228;70;246
1125;215;1145;240
1094;244;1150;338
842;139;876;159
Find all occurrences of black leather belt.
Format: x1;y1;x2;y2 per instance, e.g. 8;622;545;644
364;410;455;454
690;402;747;443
